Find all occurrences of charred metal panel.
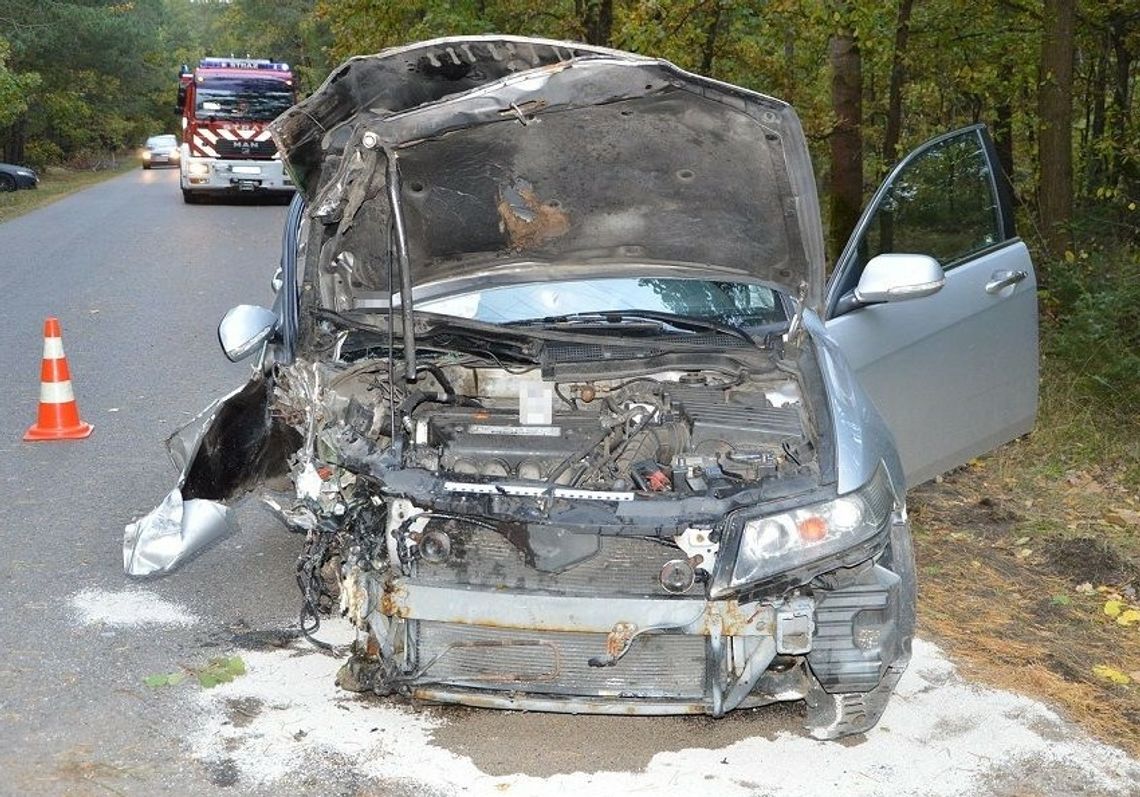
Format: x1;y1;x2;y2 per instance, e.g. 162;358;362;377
272;37;610;195
180;376;301;501
392;89;793;285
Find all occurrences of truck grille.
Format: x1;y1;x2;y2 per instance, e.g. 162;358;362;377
414;621;707;698
213;138;277;159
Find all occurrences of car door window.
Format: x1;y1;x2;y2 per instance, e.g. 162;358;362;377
830;126;1011;313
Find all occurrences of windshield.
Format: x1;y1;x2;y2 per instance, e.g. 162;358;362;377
147;135;177;148
415;278;786;327
195;77;294;121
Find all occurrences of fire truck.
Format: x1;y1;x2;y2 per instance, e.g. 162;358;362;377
176;58;297;203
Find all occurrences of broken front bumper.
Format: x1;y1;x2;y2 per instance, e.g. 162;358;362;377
345;535;910;734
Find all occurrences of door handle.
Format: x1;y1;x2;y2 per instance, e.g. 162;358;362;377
985;269;1028;294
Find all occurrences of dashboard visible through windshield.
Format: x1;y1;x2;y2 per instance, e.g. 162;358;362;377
196;77;294;121
415;277;787;328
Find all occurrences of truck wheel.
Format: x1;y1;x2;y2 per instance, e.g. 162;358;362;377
182;189;201;204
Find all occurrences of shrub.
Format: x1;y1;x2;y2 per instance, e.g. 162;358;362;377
22;139;64;172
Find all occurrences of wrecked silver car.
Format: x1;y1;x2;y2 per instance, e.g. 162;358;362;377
125;36;1038;738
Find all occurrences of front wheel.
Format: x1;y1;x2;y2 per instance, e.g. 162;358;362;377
182;189;202;204
0;173;16;192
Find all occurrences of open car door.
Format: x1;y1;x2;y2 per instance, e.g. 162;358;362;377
823;124;1038;487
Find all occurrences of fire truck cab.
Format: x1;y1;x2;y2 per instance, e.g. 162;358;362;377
176;58;296;203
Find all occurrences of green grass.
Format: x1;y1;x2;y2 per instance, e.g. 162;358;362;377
0;161;137;224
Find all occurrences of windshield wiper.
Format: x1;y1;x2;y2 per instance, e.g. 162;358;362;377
506;309;756;346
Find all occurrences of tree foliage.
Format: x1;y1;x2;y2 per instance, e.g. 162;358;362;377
1;0;1137;251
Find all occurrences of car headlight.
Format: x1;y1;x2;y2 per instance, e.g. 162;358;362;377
188;162;210;176
142;150;152;159
726;464;895;589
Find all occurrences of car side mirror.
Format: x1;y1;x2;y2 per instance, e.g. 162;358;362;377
854;254;945;304
218;305;277;362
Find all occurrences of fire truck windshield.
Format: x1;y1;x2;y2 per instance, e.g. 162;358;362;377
195;77;294;122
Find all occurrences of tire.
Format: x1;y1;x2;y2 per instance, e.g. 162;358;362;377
0;173;16;192
143;163;151;170
182;189;202;204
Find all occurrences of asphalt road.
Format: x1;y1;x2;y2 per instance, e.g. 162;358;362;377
0;169;1138;797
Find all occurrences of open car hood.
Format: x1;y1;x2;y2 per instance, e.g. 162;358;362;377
270;35;826;308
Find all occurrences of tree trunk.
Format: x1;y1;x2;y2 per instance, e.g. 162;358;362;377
882;0;914;171
577;0;614;47
994;102;1014;198
1037;0;1075;257
829;22;863;260
1109;16;1135;193
4;117;27;165
700;1;724;75
1086;37;1108;192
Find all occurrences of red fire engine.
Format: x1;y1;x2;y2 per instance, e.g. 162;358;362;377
176;57;297;203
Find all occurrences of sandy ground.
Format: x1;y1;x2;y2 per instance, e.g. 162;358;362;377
70;587;1140;797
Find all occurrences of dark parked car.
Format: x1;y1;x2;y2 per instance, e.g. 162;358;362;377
0;162;39;191
124;36;1038;739
141;134;180;169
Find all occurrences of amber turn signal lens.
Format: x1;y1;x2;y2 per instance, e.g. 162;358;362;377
796;515;828;541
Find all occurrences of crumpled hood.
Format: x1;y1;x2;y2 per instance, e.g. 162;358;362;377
270;36;825;308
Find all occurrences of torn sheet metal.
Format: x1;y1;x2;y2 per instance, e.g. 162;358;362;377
123;487;233;577
124;374;299;577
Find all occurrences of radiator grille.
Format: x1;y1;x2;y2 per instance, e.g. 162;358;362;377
414;621;707;698
414;525;688;596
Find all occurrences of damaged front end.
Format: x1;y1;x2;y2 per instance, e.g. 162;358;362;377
127;36;915;739
267;331;911;737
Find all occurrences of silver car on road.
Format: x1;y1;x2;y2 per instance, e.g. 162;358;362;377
125;36;1038;738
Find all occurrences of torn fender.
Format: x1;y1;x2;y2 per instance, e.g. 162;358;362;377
124;375;301;577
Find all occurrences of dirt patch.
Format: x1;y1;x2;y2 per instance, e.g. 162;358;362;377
225;696;264;728
427;701;805;777
1044;536;1139;587
209;757;240;787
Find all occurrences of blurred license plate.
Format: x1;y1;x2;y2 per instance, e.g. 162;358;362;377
233;166;262;175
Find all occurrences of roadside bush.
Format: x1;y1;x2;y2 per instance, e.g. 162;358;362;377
63;148;121;171
1040;248;1140;415
21;138;63;172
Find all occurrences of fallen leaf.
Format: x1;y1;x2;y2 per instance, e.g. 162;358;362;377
1076;582;1095;595
1015;547;1032;559
1104;600;1124;618
1092;665;1131;685
197;656;247;689
1014;536;1031;546
1051;594;1072;606
1117;609;1140;627
144;671;185;688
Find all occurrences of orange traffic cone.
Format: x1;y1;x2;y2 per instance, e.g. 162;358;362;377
24;317;93;441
